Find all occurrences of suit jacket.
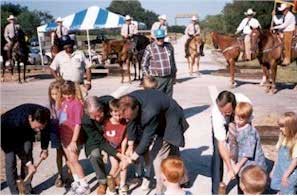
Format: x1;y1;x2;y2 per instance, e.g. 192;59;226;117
128;89;189;155
1;104;50;154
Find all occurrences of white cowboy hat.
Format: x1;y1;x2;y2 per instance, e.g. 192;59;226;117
191;15;198;21
244;8;256;16
55;17;63;23
125;15;132;21
278;3;290;11
7;15;16;21
158;14;167;21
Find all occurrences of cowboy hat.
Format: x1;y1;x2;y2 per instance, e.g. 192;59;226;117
158;14;167;21
244;8;256;16
55;17;63;23
7;15;16;21
191;15;198;21
125;15;132;21
278;3;290;11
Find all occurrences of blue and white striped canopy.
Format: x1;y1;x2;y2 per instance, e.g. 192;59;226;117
37;6;126;32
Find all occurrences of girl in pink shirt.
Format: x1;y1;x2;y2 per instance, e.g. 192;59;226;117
59;81;89;194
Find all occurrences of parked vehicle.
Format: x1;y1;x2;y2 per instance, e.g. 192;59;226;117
28;47;51;65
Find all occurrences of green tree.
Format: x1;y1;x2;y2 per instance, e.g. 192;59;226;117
201;1;274;34
1;3;53;38
107;0;158;28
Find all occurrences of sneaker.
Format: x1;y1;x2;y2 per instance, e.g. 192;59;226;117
75;184;91;195
119;185;129;195
141;178;150;191
68;181;80;194
96;184;107;195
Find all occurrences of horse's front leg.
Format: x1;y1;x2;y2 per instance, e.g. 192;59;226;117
270;62;278;94
133;58;137;81
22;62;26;82
228;58;236;88
127;59;131;84
119;62;124;83
196;55;200;75
260;64;269;87
17;62;21;83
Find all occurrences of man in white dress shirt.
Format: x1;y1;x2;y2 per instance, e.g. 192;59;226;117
272;3;296;65
235;9;261;61
151;14;168;41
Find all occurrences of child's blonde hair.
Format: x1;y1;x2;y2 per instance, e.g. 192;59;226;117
143;75;157;89
240;165;267;194
48;80;64;110
277;112;297;157
109;98;120;112
161;156;185;183
235;102;253;120
61;80;83;102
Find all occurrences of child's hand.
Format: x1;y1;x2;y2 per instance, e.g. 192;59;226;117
281;175;289;187
125;146;133;157
68;141;77;153
227;168;236;182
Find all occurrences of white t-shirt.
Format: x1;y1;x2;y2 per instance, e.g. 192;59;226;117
50;50;91;83
211;93;252;141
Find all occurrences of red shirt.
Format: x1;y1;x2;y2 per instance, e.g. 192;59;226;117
103;119;126;151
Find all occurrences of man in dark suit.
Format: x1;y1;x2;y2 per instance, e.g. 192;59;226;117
1;104;50;194
119;89;189;194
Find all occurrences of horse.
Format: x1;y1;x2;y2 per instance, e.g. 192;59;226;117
186;35;202;75
50;31;63;60
131;34;150;80
250;28;297;94
101;39;133;83
1;29;29;83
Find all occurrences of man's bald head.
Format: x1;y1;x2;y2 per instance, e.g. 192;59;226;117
84;96;105;122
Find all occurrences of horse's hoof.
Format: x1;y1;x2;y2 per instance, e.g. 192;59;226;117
23;80;27;83
265;87;270;93
271;88;277;94
18;81;22;84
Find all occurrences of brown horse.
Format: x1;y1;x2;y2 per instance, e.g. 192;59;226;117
101;39;133;83
186;35;202;75
250;29;297;93
211;32;252;87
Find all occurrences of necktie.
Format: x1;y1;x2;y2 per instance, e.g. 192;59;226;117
60;26;63;37
127;24;130;35
193;24;196;34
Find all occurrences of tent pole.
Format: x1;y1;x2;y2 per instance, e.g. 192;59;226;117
86;29;92;62
37;32;44;66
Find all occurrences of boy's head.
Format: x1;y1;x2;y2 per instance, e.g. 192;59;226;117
143;75;158;89
161;156;185;185
235;102;253;127
240;165;267;195
109;98;121;121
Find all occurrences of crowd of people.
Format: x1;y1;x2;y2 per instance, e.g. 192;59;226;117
1;2;297;196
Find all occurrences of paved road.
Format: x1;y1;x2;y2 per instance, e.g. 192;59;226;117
1;35;296;195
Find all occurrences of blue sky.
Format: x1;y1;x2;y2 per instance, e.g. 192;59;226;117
3;0;232;25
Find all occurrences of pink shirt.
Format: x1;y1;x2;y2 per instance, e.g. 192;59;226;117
59;98;83;146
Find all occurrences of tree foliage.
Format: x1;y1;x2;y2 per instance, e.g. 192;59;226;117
1;3;53;37
107;0;158;29
201;1;274;34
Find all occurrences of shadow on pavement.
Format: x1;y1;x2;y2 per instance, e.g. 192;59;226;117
184;105;209;119
176;77;196;84
180;146;211;187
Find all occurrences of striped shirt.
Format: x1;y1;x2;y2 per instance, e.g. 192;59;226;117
141;42;176;77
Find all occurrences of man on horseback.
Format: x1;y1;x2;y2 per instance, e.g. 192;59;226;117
121;15;138;52
151;15;169;42
51;17;69;48
184;15;204;57
272;3;296;65
235;9;261;61
4;15;22;66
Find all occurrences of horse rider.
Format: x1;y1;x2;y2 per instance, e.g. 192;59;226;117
151;14;169;42
272;3;296;65
51;17;69;46
184;15;204;57
4;15;21;66
121;15;138;50
235;9;261;61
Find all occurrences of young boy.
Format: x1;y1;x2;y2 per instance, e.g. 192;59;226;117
240;165;268;194
233;102;267;175
161;156;191;195
103;99;128;194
